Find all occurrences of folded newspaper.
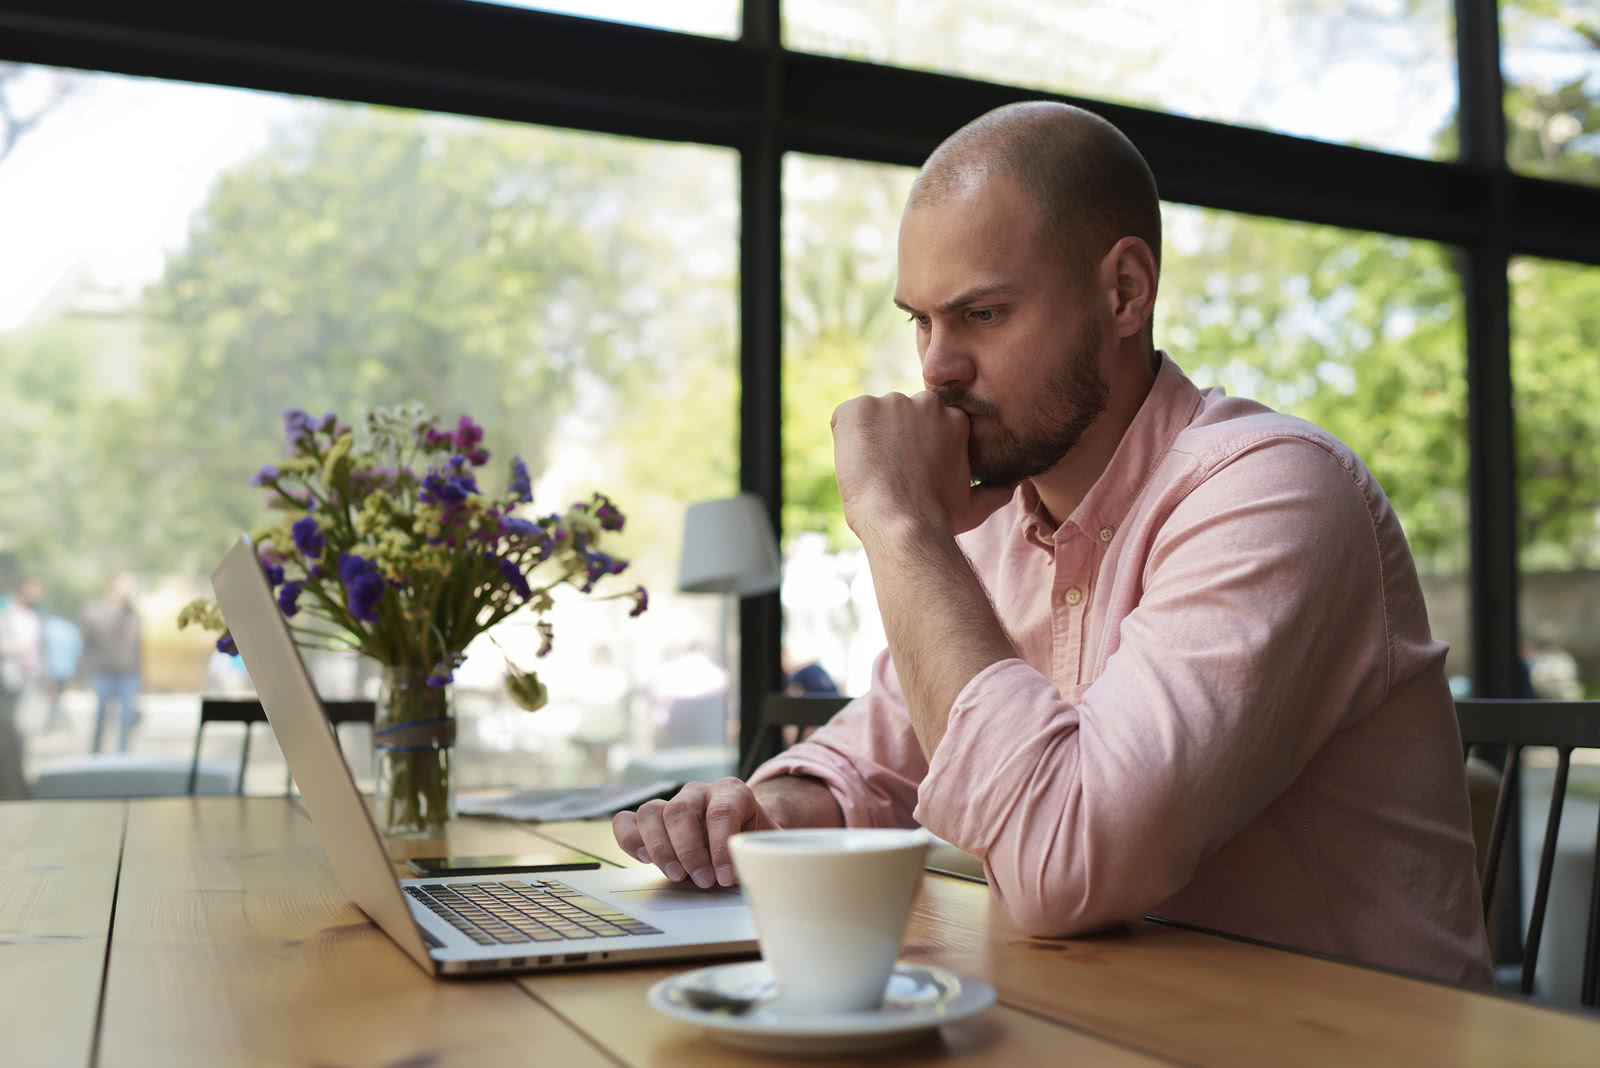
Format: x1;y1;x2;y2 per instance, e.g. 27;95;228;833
455;779;683;822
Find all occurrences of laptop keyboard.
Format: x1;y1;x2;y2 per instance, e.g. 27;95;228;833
405;878;663;946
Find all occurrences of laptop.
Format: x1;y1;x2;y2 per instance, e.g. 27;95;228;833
211;534;758;976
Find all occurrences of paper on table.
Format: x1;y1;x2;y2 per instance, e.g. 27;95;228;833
455;779;684;822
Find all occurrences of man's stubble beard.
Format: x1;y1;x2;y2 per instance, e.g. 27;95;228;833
936;311;1109;486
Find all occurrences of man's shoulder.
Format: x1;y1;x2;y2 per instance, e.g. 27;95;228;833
1171;395;1375;499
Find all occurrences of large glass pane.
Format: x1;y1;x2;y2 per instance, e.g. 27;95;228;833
0;63;738;796
780;155;1471;696
1501;1;1600;185
785;0;1459;158
1513;256;1600;687
1509;255;1600;1002
466;0;740;38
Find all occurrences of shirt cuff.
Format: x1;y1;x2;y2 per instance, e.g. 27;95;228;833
748;745;885;829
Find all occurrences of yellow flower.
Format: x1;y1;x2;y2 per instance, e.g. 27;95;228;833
322;432;354;486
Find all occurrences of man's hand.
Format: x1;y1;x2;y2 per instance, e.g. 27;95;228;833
831;391;1013;538
612;778;780;888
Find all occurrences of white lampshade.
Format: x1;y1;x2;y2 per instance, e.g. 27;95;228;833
678;493;783;596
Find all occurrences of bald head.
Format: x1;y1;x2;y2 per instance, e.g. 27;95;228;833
910;101;1161;283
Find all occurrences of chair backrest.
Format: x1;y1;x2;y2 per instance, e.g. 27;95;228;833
189;697;376;795
1455;698;1600;1006
737;694;850;779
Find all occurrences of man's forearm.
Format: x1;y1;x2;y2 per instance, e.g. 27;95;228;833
859;515;1017;759
752;774;845;828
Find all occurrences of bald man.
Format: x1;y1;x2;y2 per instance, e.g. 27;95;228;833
616;102;1492;986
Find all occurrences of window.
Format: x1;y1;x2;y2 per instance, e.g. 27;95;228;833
0;64;737;791
784;0;1458;158
1501;0;1600;185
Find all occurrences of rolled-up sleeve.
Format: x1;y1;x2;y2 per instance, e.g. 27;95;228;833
747;648;927;829
914;437;1390;937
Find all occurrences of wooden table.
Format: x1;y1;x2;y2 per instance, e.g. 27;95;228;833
7;798;1599;1066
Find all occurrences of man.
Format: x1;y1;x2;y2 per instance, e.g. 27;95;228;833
614;102;1491;985
82;573;143;755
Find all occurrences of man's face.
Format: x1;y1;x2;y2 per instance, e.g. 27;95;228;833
895;176;1108;486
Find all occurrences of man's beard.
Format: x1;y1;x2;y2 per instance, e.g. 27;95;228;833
936;314;1109;486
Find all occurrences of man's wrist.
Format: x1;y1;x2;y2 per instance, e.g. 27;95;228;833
852;505;950;559
753;773;844;829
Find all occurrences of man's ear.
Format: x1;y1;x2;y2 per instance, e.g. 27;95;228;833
1103;236;1158;340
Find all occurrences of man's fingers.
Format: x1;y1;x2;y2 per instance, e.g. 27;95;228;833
633;790;697;881
662;791;718;888
703;778;759;886
611;810;649;864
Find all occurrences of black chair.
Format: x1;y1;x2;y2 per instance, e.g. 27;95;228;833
187;697;376;796
1456;698;1600;1006
737;694;850;779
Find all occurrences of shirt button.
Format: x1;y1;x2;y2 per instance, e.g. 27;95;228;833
1098;527;1114;542
1064;587;1084;606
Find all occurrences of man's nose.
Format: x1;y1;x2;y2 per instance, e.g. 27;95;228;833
920;327;975;390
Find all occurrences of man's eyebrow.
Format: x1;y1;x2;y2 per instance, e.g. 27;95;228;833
893;283;1014;316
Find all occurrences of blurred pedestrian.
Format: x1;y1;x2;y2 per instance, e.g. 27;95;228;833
41;607;83;731
82;572;143;755
0;553;36;797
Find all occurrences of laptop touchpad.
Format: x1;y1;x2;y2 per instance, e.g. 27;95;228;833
613;884;746;911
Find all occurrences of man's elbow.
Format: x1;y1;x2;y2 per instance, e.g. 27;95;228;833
990;877;1142;939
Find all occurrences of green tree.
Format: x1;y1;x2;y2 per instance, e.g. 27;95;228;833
116;105;690;577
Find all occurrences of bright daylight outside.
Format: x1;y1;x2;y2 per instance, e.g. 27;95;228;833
0;63;739;796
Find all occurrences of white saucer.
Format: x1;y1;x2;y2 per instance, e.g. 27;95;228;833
646;959;996;1056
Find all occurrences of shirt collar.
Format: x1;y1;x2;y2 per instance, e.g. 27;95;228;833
1016;351;1203;548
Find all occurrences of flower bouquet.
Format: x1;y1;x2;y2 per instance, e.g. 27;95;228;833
179;404;647;836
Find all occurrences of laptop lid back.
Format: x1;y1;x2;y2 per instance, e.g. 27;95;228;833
211;534;434;973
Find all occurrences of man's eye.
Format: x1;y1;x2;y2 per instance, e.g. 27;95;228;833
906;313;929;327
969;309;997;323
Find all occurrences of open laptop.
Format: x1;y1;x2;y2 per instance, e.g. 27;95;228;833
211;534;758;976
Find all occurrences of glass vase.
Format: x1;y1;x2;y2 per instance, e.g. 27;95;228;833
374;665;456;838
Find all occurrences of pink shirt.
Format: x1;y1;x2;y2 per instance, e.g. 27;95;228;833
752;354;1493;986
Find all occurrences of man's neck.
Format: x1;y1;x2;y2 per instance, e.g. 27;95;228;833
1029;344;1160;528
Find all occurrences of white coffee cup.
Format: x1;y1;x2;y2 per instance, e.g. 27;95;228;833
728;827;931;1015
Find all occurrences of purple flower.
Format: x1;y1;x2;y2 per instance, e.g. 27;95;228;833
277;580;304;618
250;464;279;487
337;552;370;586
467;447;490;467
216;634;238;655
419;462;479;508
592;493;625;532
346;571;386;623
260;560;285;587
581;551;627;592
629;585;649;617
454;414;484;452
536;621;553;658
319;411;339;432
496;556;532;599
503;516;538;539
283;408;316;446
508;456;532;503
425;673;452;688
421;427;455;450
291;516;325;557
